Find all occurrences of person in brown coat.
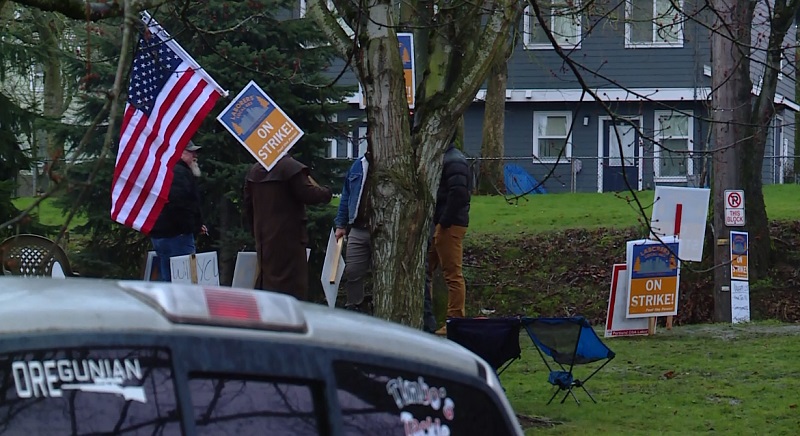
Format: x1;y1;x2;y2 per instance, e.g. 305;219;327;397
243;155;332;300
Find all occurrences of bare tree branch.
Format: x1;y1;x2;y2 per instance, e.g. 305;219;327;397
10;0;176;21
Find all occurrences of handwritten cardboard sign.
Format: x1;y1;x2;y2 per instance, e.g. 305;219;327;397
170;252;220;285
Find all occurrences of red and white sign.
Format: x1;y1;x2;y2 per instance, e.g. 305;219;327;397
605;264;649;338
724;190;745;227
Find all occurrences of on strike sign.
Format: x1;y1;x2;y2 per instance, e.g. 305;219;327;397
724;190;745;227
625;237;681;318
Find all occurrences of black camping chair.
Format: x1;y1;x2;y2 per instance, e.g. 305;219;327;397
446;317;522;376
521;316;615;405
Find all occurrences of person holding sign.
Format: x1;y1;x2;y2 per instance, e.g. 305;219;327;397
148;141;208;281
334;153;371;313
243;155;332;301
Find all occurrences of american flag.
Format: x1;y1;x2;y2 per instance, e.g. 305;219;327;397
111;12;227;233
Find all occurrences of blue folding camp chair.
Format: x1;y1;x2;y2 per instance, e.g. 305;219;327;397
521;316;615;405
446;317;522;376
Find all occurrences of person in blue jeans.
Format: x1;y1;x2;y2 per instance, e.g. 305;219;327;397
334;153;371;312
149;141;207;281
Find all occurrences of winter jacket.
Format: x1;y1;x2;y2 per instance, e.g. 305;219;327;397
243;156;332;300
149;160;203;238
434;145;471;228
334;156;369;229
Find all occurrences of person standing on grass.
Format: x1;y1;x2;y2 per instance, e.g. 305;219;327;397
334;152;372;312
425;136;471;335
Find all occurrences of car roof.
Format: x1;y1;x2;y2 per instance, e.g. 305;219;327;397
0;277;482;377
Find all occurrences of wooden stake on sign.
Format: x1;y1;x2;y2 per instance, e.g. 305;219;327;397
190;253;199;284
329;238;343;284
666;203;682;330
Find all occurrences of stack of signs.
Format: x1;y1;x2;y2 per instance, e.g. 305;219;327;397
730;231;750;323
605;264;648;337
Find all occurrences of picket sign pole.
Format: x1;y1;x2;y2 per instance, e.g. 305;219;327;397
329;238;343;284
190;253;198;284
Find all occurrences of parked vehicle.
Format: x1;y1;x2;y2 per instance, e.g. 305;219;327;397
0;277;524;435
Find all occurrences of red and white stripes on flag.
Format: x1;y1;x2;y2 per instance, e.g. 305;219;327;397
111;11;227;233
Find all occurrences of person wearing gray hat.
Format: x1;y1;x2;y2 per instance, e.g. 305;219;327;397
148;140;208;280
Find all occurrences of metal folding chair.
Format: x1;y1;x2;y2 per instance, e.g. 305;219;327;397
521;316;615;405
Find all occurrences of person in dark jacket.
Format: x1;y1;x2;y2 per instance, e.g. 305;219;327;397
243;155;332;301
424;140;471;335
149;141;207;281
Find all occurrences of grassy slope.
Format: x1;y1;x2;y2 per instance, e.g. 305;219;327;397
468;184;800;237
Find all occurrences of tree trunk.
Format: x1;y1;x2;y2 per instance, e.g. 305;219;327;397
710;0;752;322
33;10;66;184
478;53;508;194
357;4;439;326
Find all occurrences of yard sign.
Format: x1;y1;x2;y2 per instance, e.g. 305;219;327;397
626;237;680;318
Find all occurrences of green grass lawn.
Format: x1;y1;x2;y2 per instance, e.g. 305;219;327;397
11;197;87;229
507;323;800;435
468;184;800;237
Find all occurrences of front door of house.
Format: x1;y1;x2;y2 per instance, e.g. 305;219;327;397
603;119;640;192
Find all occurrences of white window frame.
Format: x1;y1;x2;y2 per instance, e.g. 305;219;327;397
625;0;684;48
778;52;785;81
326;114;338;159
654;110;694;181
522;4;582;50
533;111;573;163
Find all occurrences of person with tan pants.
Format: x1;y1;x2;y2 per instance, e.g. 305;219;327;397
424;141;471;335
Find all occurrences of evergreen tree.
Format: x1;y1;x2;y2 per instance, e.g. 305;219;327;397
59;1;354;297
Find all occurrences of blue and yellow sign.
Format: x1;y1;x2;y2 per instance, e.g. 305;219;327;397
217;80;304;171
730;231;749;281
398;33;415;109
626;239;680;318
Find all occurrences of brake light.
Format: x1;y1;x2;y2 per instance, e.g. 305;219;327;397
205;288;260;321
118;281;307;333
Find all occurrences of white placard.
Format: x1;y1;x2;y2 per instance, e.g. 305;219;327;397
52;262;66;279
170;252;220;285
320;229;345;308
231;252;258;289
731;281;751;324
143;251;159;281
650;186;710;262
605;264;649;337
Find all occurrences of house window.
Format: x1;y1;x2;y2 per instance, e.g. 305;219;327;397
523;3;582;50
654;110;693;180
533;112;573;161
625;0;683;47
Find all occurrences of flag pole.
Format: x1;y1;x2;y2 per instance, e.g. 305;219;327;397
139;11;229;98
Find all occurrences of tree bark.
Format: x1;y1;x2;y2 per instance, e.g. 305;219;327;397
742;0;796;279
710;0;752;322
33;10;66;184
478;52;509;194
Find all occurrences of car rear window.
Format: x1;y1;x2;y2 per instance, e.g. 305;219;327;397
0;347;180;435
188;374;323;435
333;360;515;436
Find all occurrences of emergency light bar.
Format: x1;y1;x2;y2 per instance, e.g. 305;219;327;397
118;281;307;333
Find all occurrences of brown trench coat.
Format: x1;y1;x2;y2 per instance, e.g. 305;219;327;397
243;156;332;300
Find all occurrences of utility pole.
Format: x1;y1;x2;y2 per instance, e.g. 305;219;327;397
710;0;749;323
